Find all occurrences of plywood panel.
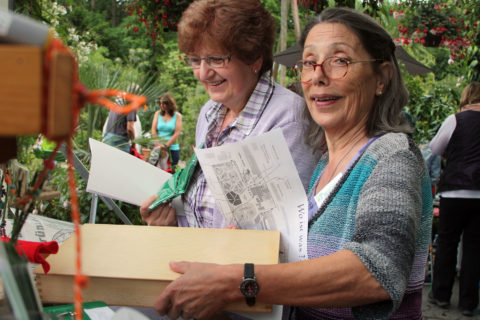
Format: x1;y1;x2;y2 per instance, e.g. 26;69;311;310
0;45;42;135
35;224;280;312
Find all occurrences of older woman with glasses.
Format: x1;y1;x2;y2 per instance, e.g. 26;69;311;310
140;0;319;228
147;8;433;320
151;92;182;173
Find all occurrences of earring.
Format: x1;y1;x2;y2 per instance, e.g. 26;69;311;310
253;69;258;74
376;91;383;96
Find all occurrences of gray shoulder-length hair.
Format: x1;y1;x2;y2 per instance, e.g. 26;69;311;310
300;7;412;151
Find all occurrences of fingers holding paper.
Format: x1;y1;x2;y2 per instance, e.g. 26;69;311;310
154;261;239;320
140;194;178;226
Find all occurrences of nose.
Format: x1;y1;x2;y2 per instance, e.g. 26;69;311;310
311;63;328;85
196;60;214;80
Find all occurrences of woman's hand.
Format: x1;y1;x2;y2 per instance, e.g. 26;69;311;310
154;261;239;320
140;194;178;226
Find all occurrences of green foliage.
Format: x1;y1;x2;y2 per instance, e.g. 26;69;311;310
9;0;478;227
178;86;209;159
398;1;463;40
403;73;460;144
12;0;44;21
154;38;198;108
125;0;192;43
15;136;43;171
392;0;480;65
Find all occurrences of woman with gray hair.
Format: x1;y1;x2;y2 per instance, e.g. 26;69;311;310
150;8;432;320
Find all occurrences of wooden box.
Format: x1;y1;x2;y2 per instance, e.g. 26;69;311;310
34;224;280;313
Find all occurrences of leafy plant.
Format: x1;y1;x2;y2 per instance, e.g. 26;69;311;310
403;72;460;144
125;0;192;44
392;0;479;62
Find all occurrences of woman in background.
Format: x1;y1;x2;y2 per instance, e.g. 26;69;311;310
429;82;480;317
151;92;182;173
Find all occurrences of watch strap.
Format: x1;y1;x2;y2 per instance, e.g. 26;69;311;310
244;263;254;278
241;263;257;306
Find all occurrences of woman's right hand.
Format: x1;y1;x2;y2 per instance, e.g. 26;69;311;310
140;194;178;226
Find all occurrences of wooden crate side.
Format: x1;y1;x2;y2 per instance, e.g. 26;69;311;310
35;274;273;313
0;45;42;135
47;51;73;138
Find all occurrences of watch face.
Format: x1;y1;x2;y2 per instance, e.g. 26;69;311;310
240;279;259;297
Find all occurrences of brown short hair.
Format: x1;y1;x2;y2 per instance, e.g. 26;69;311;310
178;0;276;75
158;92;178;116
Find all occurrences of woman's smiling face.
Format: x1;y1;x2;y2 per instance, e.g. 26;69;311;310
301;22;385;136
192;42;259;111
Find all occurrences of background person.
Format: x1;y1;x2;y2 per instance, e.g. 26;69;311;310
141;0;319;228
151;92;183;173
102;83;140;153
102;108;136;153
429;82;480;317
149;8;432;320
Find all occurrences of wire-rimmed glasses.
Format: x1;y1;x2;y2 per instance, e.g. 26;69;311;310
184;55;231;69
293;56;382;83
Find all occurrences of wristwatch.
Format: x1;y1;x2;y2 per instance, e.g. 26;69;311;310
239;263;259;306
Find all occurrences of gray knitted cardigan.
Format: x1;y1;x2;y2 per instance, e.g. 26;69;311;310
297;133;433;319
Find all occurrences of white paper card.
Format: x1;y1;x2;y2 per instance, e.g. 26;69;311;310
194;129;308;262
86;138;171;207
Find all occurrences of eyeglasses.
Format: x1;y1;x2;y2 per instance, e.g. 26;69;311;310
184;55;231;69
293;56;382;83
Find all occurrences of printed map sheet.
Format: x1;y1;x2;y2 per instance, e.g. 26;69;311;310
195;129;308;262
